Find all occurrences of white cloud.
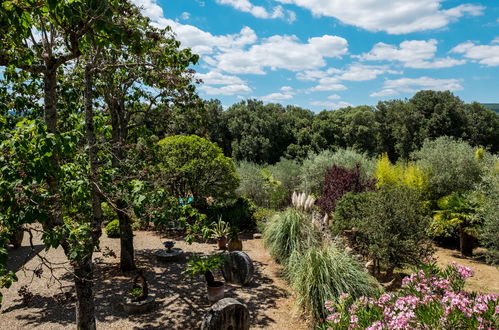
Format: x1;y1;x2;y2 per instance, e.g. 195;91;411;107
307;64;398;92
275;0;484;34
451;40;499;66
195;71;245;85
371;76;463;97
358;39;465;68
132;0;257;55
310;100;352;109
215;34;348;74
180;12;190;20
216;0;296;22
200;84;252;95
280;86;294;92
327;94;341;100
261;92;294;102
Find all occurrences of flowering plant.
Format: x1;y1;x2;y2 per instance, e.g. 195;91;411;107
321;258;498;329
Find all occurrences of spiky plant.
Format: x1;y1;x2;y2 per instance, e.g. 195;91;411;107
286;244;379;322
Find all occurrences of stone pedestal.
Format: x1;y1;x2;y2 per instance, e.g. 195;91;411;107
154;248;185;262
201;298;250;330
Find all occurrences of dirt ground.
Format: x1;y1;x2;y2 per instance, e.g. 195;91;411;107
433;247;499;294
0;229;307;330
1;230;498;330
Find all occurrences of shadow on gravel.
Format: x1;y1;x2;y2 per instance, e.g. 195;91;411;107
3;239;286;329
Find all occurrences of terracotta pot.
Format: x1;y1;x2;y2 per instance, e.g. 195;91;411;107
206;281;225;302
227;238;243;252
217;237;227;250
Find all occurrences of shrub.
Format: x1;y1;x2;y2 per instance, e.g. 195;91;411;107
268;158;302;207
411;137;486;199
477;158;499;264
375;153;427;191
333;186;433;272
263;208;319;264
105;220;120;238
157;135;239;205
287;244;378;322
317;164;376;214
253;208;276;233
299;149;375;196
235;161;270;207
321;259;498;329
206;197;257;231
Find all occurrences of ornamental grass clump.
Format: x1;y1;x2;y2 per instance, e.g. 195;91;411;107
321;258;498;329
263;208;319;264
287;244;379;322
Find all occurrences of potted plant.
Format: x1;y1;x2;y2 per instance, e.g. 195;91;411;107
227;227;243;252
185;255;225;302
210;218;231;250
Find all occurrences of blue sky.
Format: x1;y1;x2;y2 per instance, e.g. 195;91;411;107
132;0;499;111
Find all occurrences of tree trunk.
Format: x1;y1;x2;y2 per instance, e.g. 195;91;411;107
109;99;136;272
84;64;104;242
117;199;136;271
43;66;63;228
74;259;96;330
459;224;474;257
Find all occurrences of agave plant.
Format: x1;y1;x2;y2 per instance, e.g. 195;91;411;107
210;218;231;239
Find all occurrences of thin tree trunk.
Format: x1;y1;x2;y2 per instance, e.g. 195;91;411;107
109;101;136;272
85;64;104;241
43;67;63;228
74;259;96;330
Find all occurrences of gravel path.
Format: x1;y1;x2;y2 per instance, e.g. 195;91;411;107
0;228;307;330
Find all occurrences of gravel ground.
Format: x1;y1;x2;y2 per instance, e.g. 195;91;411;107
0;228;308;330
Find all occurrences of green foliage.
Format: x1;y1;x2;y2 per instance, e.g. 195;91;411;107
412;137;486;199
210;218;231;239
268;158;302;208
206;197;257;231
476;159;499;264
129;287;144;302
184;254;224;279
263;208;320;264
105;220;120;238
431;192;478;238
333;186;433;270
157;135;239;205
235;161;270;207
254;208;276;232
299;149;375;196
287;244;378;322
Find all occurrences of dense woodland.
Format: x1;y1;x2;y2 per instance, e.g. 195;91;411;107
0;1;498;329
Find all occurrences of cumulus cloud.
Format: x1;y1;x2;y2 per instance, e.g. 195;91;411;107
306;64;399;92
260;86;295;102
310;100;352;109
199;84;252;95
215;34;348;74
451;40;499;66
358;39;465;68
216;0;296;22
371;76;463;97
274;0;484;34
195;71;246;85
